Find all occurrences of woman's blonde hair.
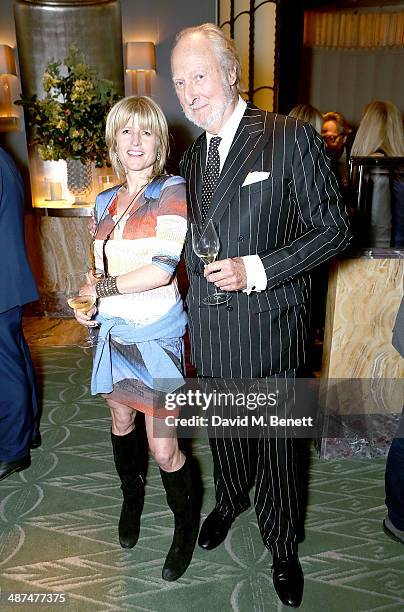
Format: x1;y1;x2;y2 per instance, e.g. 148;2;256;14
351;100;404;157
288;104;323;134
105;96;169;181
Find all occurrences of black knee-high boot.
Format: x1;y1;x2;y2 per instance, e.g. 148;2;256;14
111;428;146;548
160;457;200;581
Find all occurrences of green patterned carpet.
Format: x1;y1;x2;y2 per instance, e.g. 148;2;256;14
0;347;403;611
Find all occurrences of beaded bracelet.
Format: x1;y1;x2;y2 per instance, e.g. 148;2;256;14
95;276;121;298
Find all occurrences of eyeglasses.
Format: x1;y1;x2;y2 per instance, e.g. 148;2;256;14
322;134;343;144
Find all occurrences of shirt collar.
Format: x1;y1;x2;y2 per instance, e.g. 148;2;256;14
206;96;247;151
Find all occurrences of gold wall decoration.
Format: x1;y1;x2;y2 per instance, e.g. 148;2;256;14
0;44;20;131
125;41;156;97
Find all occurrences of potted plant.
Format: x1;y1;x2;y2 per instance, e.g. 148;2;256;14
17;45;120;200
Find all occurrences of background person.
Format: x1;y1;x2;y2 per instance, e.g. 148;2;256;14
322;110;353;191
171;23;351;608
351;100;404;247
0;146;40;481
73;96;199;582
288;103;323;133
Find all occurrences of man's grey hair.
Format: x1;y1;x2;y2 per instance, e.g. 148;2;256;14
172;22;241;93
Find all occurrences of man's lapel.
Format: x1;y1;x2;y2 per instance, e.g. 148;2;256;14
208;104;270;226
187;134;206;226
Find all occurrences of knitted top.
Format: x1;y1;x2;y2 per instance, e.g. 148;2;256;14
93;175;187;327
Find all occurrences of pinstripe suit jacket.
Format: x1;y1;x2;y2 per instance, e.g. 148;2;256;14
180;104;352;378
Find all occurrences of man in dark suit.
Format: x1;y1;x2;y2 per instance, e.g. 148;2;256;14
0;146;40;481
171;24;351;607
321;111;352;194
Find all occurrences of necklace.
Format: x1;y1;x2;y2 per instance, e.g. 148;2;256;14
90;181;149;277
108;182;148;229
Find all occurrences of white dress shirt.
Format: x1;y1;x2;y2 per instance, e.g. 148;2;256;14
205;96;267;293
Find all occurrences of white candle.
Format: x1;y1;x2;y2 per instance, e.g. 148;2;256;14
50;181;62;201
99;175;113;188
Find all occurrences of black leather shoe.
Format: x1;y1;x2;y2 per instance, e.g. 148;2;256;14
0;456;31;482
198;507;234;550
383;518;404;544
272;556;304;608
30;434;42;450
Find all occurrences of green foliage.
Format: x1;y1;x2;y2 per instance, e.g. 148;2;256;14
16;45;120;166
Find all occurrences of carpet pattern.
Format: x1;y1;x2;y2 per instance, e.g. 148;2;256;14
0;347;403;611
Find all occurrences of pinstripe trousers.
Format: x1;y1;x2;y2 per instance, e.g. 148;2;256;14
207;371;301;560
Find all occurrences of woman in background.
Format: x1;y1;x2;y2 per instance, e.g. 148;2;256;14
351;100;404;158
351;100;404;247
288;103;323;134
73;96;199;581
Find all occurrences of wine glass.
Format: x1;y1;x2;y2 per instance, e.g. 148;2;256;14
65;272;99;348
191;220;231;306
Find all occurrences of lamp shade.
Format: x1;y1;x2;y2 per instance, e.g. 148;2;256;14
0;45;17;76
126;42;156;71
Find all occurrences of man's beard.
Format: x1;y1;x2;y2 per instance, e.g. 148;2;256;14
183;80;235;132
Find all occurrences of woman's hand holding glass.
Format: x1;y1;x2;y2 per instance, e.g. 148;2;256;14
66;272;100;349
72;273;99;327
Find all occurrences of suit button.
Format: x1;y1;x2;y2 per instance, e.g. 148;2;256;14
237;235;244;242
226;305;233;312
195;270;200;276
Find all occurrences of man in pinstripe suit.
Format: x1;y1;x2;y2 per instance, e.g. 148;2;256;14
172;24;351;607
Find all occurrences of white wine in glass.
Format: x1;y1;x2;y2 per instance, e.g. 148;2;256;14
198;251;217;266
66;272;98;348
191;220;231;306
67;295;96;312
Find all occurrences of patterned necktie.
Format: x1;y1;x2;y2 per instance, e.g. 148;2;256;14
201;136;221;223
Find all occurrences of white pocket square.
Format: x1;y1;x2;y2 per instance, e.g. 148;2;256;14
242;171;271;187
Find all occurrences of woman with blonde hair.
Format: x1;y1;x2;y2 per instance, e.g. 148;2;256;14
72;96;199;581
351;100;404;247
351;100;404;157
288;104;323;134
